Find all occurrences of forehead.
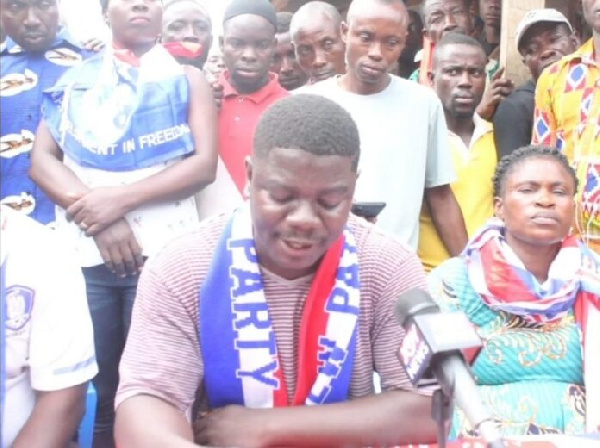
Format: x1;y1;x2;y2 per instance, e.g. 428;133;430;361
163;1;210;23
426;0;466;14
348;2;407;30
506;157;573;185
256;148;355;180
294;14;339;41
224;14;275;38
438;43;486;66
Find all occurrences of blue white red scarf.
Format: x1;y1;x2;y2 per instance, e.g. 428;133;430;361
42;44;194;172
200;205;360;408
465;217;600;431
464;218;600;324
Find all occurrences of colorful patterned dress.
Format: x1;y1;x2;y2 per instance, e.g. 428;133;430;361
533;39;600;253
428;258;586;439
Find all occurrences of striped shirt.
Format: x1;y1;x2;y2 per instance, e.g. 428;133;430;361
116;213;428;418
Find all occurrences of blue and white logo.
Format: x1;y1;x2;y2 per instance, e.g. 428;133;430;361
5;286;35;331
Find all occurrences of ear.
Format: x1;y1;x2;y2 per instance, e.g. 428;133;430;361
341;21;349;44
427;69;435;86
245;155;254;185
570;32;581;50
219;36;224;53
493;196;504;220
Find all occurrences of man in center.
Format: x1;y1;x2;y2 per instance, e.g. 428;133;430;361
114;94;437;447
303;0;467;255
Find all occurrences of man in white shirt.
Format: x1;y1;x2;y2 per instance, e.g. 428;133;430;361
302;0;467;253
1;206;98;447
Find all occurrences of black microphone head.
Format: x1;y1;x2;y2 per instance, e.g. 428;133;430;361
395;288;440;327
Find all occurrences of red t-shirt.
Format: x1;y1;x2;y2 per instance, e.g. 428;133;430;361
218;71;289;193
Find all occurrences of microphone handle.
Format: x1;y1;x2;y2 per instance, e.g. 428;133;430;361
432;353;505;447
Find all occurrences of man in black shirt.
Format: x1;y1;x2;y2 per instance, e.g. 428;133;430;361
493;9;578;159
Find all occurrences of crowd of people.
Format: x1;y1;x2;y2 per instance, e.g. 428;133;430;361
0;0;599;447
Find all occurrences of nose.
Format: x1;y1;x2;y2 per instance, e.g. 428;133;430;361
280;56;294;74
182;24;200;42
287;201;320;232
458;70;471;87
313;47;328;69
131;0;149;11
442;15;458;34
367;42;383;61
536;189;556;207
241;46;257;62
23;7;42;28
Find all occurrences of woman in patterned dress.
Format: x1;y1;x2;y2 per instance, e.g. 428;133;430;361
428;145;600;438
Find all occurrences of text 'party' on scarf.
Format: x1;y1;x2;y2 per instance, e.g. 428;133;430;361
199;205;361;408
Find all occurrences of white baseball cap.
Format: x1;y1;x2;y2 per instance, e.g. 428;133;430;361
516;9;572;52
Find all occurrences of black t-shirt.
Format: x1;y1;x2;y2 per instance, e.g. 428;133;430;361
493;79;536;160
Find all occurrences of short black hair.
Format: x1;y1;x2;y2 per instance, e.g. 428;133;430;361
493;145;578;197
433;32;486;67
276;12;294;34
254;94;361;172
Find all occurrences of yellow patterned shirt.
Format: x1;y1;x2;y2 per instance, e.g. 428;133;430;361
533;39;600;253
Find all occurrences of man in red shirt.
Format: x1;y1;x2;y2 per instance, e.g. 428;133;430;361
196;0;288;220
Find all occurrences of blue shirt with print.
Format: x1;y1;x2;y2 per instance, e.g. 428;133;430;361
1;29;93;225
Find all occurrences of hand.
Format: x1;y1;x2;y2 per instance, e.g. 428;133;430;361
209;80;224;109
476;67;514;121
194;406;267;448
67;187;130;236
93;218;144;277
82;37;106;52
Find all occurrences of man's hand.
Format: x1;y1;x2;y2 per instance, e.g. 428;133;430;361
477;67;514;121
67;186;130;236
93;218;144;277
194;406;267;448
208;77;224;109
82;37;106;52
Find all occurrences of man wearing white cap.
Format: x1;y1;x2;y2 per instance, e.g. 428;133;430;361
493;9;578;159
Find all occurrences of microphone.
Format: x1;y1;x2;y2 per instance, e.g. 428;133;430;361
396;288;505;448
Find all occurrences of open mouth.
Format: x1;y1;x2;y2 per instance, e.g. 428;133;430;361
281;239;315;255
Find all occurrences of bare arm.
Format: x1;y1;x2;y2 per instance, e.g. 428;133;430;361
12;384;87;448
115;396;197;448
29;121;91;209
424;184;467;256
32;66;218;235
195;391;435;447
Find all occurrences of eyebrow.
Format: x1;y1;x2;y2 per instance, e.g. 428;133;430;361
264;180;349;194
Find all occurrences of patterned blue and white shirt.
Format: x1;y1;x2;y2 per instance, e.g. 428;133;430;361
0;28;93;226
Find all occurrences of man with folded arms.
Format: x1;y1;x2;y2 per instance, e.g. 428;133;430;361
115;94;437;447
